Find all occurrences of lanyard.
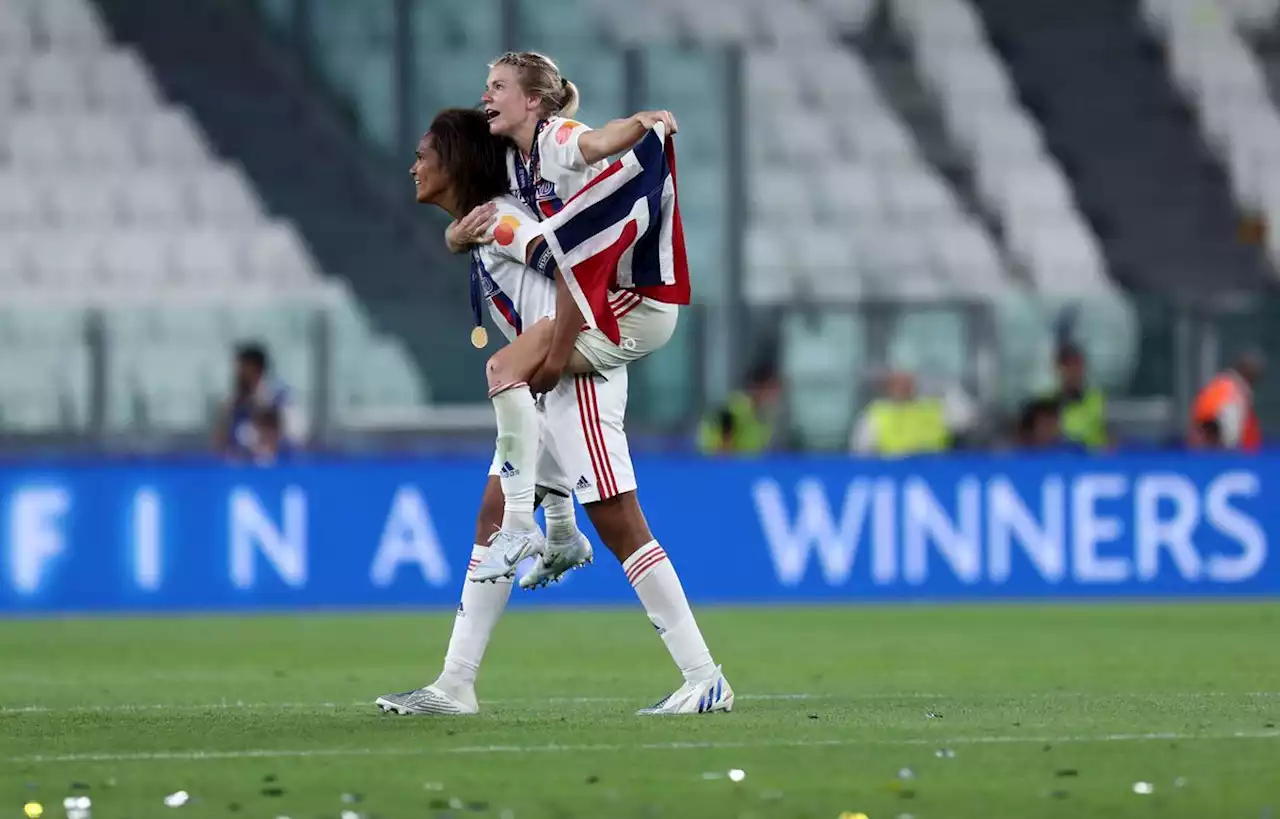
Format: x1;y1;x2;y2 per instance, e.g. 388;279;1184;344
512;119;547;220
468;249;485;329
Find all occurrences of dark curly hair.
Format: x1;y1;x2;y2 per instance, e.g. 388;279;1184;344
425;108;510;214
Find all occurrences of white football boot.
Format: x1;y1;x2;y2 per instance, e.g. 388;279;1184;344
469;527;546;583
519;531;593;589
637;666;734;715
375;684;478;715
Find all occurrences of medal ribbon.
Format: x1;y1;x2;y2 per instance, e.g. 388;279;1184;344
512;119;547;220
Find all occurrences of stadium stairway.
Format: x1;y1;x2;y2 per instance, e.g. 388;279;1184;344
91;0;487;402
1251;15;1280;118
853;4;1000;245
975;0;1274;295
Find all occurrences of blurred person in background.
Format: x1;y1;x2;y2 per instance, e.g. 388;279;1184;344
1190;350;1264;451
1188;418;1224;450
248;406;287;465
1045;343;1108;450
1016;397;1084;452
697;361;781;455
850;371;950;457
212;343;304;460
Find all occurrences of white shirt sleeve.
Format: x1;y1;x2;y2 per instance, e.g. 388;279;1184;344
485;198;545;267
537;117;600;197
1217;396;1246;447
850;410;877;454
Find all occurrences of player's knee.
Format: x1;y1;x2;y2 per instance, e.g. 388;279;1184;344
485;353;513;392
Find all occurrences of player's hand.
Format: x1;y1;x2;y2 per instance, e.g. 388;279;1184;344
446;202;498;252
529;360;566;396
633;110;678;135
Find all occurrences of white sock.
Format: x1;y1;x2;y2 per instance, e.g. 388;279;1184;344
491;385;538;531
436;544;513;700
542;491;578;542
623;540;716;684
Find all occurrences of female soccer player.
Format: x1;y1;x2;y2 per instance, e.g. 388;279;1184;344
376;108;732;716
449;52;687;584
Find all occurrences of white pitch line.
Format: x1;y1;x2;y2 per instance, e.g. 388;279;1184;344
8;730;1280;765
4;690;1277;716
0;694;851;715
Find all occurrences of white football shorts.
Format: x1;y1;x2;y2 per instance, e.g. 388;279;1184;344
486;368;635;505
573;294;678;372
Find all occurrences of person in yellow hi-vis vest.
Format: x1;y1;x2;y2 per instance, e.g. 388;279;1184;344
697;363;782;454
1047;344;1108;449
849;372;950;457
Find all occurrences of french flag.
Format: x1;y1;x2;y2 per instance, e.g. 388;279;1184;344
541;123;690;345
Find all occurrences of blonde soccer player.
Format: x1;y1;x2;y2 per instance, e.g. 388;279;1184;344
447;51;687;586
375;108;731;716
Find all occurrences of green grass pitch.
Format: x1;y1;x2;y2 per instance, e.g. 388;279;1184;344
2;603;1278;818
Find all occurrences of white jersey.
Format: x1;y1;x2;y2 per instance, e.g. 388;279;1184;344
473;196;554;342
473;195;678;364
506;116;607;219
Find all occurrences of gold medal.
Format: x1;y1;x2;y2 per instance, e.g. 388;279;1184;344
470;326;488;349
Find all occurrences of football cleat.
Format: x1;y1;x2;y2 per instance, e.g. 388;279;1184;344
519;531;593;590
469;527;546;583
375;684;478;715
637;666;734;715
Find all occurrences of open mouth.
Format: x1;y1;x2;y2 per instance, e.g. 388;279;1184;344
485;109;499;122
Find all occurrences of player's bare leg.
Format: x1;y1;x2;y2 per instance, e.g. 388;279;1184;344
376;478;505;715
486;317;594;379
472;340;548;581
582;491;734;715
474;319;591;584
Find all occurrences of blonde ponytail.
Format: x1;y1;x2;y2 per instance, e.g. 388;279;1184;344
557;79;580;119
491;51;583;120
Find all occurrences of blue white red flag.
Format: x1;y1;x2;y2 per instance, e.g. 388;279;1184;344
541;123;690;344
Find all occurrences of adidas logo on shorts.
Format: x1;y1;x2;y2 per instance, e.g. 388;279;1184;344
576;475;592;491
500;461;519;478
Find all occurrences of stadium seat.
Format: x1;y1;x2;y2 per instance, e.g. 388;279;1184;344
544;48;625;123
31;230;101;288
888;308;969;382
20;53;87;111
8;113;67;167
72;113;141;167
411;0;501;52
90;49;159;112
190;166;263;228
118;172;190;228
515;0;600;48
34;0;109;52
245;224;320;285
0;174;43;227
171;228;242;287
781;310;864;449
102;231;171;289
137;109;209;167
45;179;117;227
0;0;428;431
0;3;34;52
744;228;794;305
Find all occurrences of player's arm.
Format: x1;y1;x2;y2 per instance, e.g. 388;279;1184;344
525;236;583;381
444;202;499;254
576;110;679;164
